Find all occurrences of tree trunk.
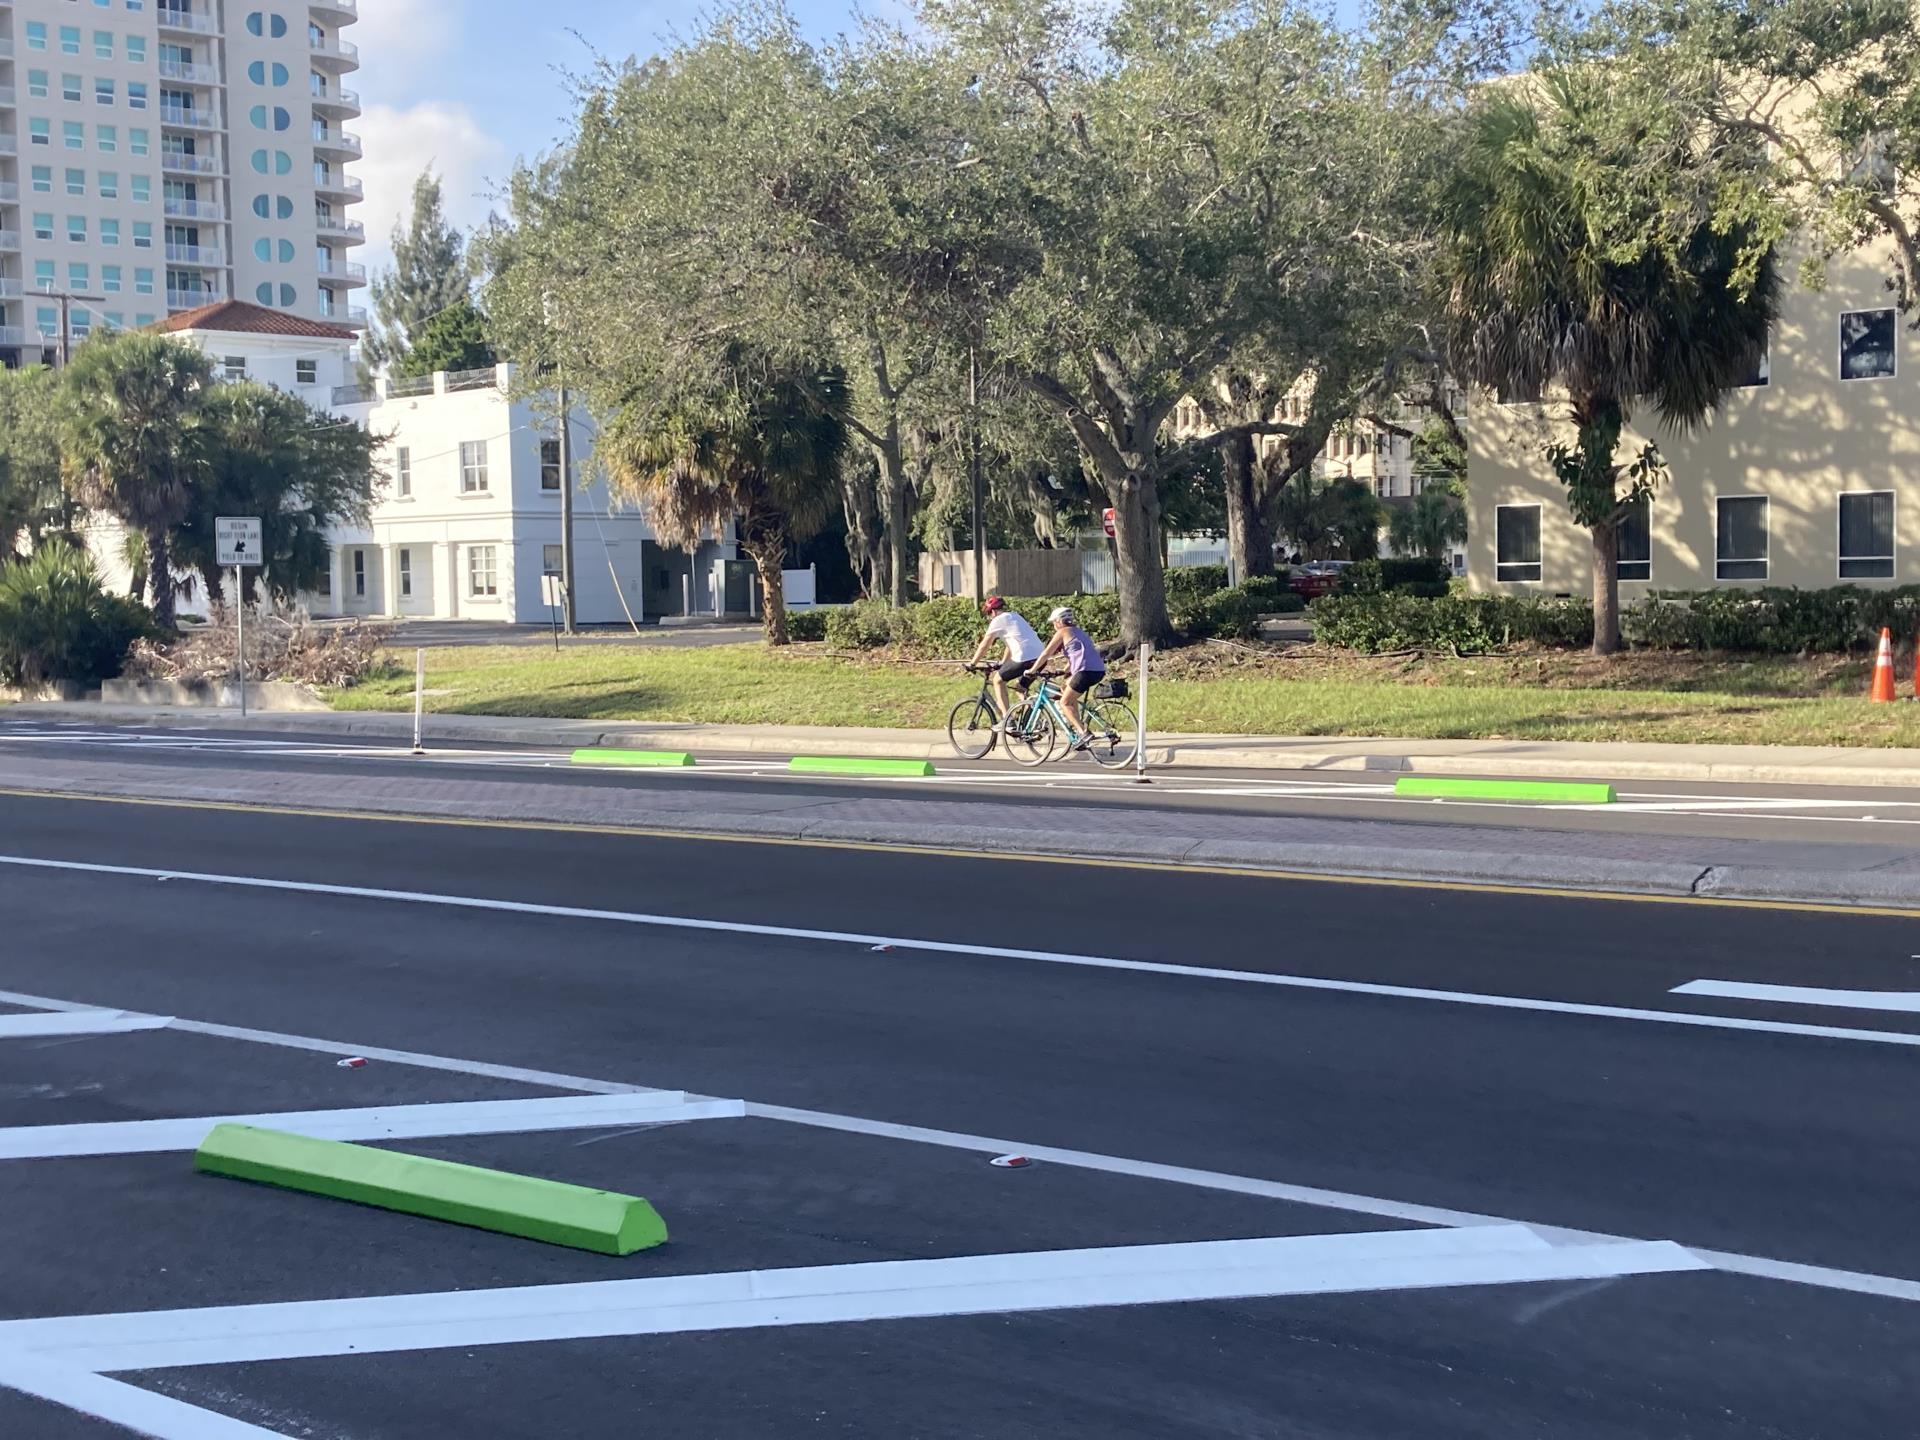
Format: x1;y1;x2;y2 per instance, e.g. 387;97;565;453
742;534;790;646
884;454;911;608
1590;519;1620;657
1110;474;1171;648
1222;434;1275;580
145;524;176;630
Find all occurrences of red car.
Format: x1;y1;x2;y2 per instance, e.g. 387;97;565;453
1287;561;1352;599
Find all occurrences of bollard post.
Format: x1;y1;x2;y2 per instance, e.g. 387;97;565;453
411;648;426;755
1134;641;1151;784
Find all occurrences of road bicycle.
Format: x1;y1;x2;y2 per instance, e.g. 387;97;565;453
948;664;1061;762
1002;671;1139;770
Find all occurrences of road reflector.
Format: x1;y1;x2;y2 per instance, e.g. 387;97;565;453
1392;777;1615;805
335;1057;368;1070
789;757;936;777
990;1155;1033;1169
194;1124;668;1256
570;749;696;768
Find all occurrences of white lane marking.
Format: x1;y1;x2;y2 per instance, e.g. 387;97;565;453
1673;979;1920;1014
748;1103;1514;1230
0;1092;745;1160
0;1010;172;1040
0;986;657;1097
2;982;1915;1309
1;855;1917;1050
0;1356;284;1440
0;1228;1703;1372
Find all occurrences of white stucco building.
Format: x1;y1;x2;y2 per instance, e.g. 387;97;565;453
84;300;737;625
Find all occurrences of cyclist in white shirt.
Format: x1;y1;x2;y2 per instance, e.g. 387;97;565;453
968;596;1044;725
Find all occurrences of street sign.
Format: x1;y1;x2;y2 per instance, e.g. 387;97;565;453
1102;508;1116;538
216;516;263;568
541;573;566;608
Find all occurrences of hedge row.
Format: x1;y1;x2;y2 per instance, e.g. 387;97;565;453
1311;594;1594;654
1311;585;1920;655
817;576;1304;655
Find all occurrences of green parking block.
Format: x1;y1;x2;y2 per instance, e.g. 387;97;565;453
789;756;937;777
195;1124;668;1257
1393;776;1616;805
570;748;696;768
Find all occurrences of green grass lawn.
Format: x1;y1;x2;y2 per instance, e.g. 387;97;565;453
332;641;1920;747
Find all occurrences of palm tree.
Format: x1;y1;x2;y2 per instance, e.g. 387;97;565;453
1390;483;1468;563
61;332;215;630
1274;473;1384;562
600;347;847;645
1439;69;1782;654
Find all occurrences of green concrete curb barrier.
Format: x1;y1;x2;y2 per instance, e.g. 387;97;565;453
570;748;696;768
1393;776;1616;805
195;1124;669;1256
789;756;937;777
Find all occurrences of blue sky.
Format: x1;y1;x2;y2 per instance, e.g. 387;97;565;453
352;0;864;272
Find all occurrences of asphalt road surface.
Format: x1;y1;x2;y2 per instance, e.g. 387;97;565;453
0;776;1916;1436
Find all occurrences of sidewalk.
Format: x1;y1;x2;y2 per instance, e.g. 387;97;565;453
15;700;1920;789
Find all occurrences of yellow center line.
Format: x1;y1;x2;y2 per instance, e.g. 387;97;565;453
0;784;1905;920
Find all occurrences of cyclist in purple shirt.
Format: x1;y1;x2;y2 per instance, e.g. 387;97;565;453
1026;606;1107;751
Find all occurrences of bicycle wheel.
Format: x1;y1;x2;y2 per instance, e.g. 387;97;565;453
1080;699;1139;768
946;694;1000;760
1004;698;1058;768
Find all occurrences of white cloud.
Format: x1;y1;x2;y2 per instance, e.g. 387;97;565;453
352;101;509;279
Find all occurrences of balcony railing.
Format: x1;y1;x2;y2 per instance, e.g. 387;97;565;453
315;215;365;242
318;260;368;283
0;279;22;298
309;35;361;65
159;105;219;131
0;182;20;203
324;304;370;327
157;8;220;35
0;40;13;61
163;197;225;220
312;0;361;16
0;87;16;107
161;151;221;175
0;327;28;347
0;136;15;157
0;231;20;250
312;130;363;158
331;382;377;407
165;243;224;266
158;60;221;86
311;86;361;115
313;173;363;200
166;286;225;309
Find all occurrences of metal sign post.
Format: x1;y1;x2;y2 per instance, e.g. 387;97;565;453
412;648;426;756
215;517;263;719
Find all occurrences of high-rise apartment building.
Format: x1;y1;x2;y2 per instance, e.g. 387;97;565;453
0;0;364;365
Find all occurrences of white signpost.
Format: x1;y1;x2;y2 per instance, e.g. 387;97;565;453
215;517;263;718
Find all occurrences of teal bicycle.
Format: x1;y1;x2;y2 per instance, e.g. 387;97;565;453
1002;670;1138;769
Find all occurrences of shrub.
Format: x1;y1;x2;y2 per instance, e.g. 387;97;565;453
1190;585;1263;639
894;595;987;657
1344;557;1452;598
1236;575;1305;614
1165;563;1228;607
785;609;828;642
0;541;152;686
1311;593;1594;654
823;598;894;650
1621;587;1920;654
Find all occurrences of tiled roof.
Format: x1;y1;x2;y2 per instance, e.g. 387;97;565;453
149;300;358;341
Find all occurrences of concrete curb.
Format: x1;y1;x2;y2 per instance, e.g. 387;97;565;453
4;767;1910;910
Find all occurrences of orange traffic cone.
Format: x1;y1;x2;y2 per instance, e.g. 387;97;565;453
1871;627;1897;703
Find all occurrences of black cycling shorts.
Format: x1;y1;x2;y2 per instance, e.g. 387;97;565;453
1067;669;1104;695
997;659;1035;690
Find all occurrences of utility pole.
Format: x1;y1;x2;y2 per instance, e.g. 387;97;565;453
38;289;106;368
968;344;985;602
558;377;576;635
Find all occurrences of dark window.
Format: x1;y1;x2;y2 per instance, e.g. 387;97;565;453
1716;496;1769;580
540;438;562;491
1495;506;1542;583
1840;309;1896;381
1839;491;1895;579
1616;497;1651;582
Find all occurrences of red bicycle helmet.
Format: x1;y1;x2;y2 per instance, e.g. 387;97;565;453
983;595;1006;613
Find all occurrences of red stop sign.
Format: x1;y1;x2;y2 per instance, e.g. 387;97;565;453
1102;508;1116;537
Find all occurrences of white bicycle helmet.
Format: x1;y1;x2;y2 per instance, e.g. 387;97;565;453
1048;606;1074;625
